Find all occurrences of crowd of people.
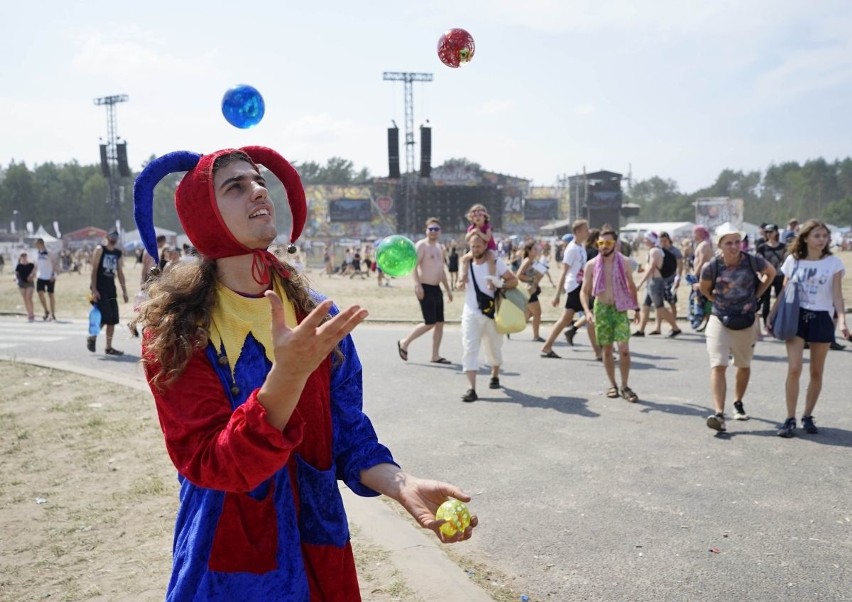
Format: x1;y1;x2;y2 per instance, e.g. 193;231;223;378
395;211;849;442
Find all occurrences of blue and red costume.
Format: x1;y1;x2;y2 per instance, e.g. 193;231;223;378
144;285;394;601
133;147;396;600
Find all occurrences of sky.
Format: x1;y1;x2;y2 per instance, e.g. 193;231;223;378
2;0;852;193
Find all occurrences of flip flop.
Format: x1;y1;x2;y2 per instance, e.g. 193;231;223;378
540;350;561;359
397;341;408;361
430;357;451;364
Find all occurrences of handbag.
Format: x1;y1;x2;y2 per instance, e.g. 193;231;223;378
770;262;800;341
470;268;495;319
495;287;530;334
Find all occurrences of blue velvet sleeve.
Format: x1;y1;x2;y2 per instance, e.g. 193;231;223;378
320;296;397;497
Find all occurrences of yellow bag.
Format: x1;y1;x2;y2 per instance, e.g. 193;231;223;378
494;287;529;334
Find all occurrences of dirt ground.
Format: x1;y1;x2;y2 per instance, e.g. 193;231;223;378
0;361;421;601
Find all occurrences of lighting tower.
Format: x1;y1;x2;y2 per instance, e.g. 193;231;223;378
383;72;432;174
94;94;129;230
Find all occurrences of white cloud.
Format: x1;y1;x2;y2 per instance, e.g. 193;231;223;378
69;28;216;86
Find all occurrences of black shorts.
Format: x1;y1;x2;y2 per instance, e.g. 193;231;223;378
36;279;55;293
97;295;120;326
564;287;583;312
528;285;541;304
796;309;835;343
418;284;445;325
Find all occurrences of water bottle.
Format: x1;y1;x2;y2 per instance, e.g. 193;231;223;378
88;304;101;336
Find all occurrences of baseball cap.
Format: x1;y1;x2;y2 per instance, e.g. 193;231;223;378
764;223;778;232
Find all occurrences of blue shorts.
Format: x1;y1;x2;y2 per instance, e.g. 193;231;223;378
795;309;835;343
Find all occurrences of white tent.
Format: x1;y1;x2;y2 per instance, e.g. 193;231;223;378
123;226;178;243
620;221;695;242
24;225;61;252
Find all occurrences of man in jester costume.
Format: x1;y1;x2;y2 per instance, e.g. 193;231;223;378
132;146;477;601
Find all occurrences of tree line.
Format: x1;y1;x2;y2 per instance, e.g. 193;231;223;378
2;155;851;237
626;157;852;227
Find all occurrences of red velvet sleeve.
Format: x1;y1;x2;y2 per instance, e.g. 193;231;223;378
144;345;305;493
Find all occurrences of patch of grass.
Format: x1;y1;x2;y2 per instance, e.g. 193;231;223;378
128;474;168;497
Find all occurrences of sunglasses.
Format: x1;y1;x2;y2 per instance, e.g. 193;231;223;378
427;226;441;232
596;240;616;248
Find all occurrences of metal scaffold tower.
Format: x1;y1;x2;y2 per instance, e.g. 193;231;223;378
94;94;129;229
383;71;432;175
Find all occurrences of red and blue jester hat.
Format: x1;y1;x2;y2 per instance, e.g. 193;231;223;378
133;146;307;285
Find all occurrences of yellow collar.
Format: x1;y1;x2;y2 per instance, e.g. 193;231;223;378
209;278;297;376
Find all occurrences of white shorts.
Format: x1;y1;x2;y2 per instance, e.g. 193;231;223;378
461;306;504;372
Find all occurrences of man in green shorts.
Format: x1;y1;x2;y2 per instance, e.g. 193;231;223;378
580;227;641;402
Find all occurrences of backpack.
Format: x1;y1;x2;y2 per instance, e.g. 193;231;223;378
660;248;677;278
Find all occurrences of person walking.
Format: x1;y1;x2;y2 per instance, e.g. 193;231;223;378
460;235;519;401
447;244;460;290
580;227;641;402
688;225;714;331
14;251;36;321
540;220;589;358
755;224;787;333
699;224;775;432
655;232;683;330
34;238;59;321
633;232;681;338
398;218;454;364
516;240;545;342
88;230;129;355
769;220;849;438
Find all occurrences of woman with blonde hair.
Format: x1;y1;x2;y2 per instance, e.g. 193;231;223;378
769;220;848;437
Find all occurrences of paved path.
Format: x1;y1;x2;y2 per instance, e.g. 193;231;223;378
2;316;851;601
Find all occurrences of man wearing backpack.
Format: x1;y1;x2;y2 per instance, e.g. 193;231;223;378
649;232;683;334
633;231;682;338
699;224;775;432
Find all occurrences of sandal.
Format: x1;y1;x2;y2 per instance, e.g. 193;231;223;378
606;386;619;398
540;350;561;359
620;386;638;403
397;341;408;362
430;357;451;364
104;347;124;356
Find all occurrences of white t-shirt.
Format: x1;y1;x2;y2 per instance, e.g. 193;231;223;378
781;254;845;312
561;241;587;294
465;258;510;312
36;250;55;280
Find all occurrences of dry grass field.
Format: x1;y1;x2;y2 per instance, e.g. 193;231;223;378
2;249;850;325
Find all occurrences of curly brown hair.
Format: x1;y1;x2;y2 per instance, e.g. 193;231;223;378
132;258;323;390
787;219;833;260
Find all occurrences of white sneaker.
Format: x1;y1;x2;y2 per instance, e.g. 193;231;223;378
733;401;749;421
706;413;726;432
